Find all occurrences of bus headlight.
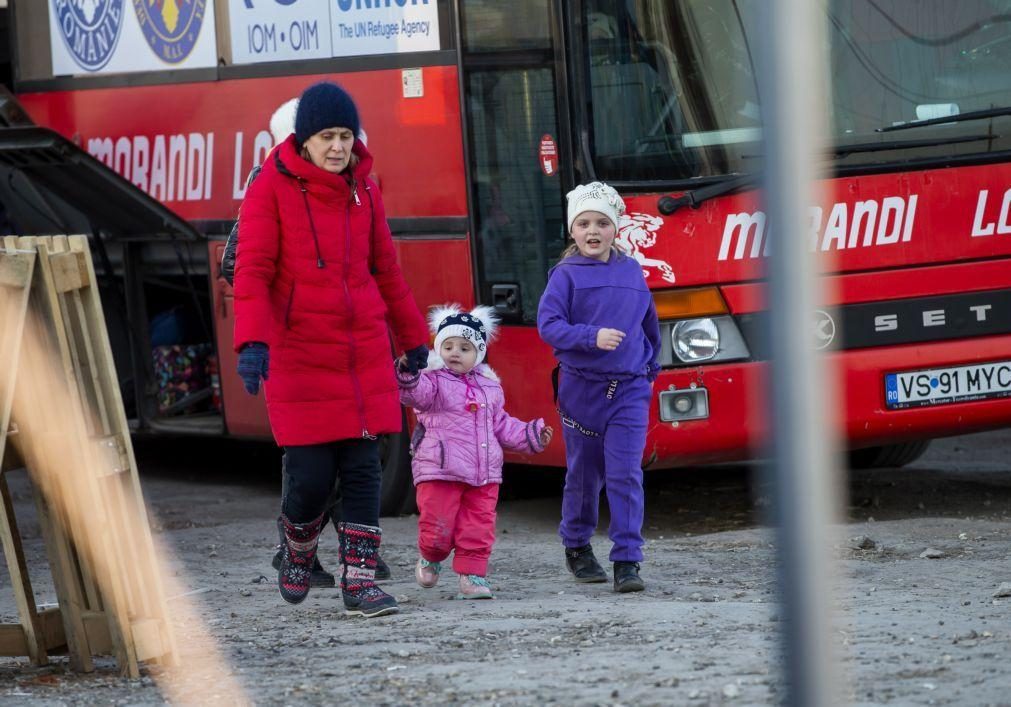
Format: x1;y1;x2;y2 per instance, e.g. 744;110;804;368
660;316;750;367
673;318;720;362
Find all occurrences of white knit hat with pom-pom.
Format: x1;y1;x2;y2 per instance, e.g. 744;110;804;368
428;304;499;366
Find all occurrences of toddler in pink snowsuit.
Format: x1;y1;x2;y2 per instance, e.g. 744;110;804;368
396;304;553;599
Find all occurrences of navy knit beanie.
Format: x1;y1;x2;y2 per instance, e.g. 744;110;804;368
294;82;360;145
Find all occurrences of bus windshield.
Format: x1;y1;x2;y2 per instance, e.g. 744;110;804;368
583;0;1011;183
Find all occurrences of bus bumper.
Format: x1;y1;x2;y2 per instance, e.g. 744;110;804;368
647;333;1011;469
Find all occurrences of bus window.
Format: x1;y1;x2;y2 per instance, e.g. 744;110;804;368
462;0;553;52
582;0;1011;183
462;0;566;323
582;0;761;183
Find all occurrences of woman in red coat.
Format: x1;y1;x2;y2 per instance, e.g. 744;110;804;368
233;82;429;615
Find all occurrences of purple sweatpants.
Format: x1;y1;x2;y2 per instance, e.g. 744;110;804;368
557;370;651;562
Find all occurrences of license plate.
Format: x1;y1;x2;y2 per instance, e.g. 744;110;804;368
885;360;1011;409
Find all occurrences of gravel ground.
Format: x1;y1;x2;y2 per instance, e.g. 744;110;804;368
2;430;1011;705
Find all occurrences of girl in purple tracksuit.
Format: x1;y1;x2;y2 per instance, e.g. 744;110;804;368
537;181;661;593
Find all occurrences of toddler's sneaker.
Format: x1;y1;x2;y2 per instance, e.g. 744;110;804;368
457;574;494;599
415;557;441;588
613;561;645;593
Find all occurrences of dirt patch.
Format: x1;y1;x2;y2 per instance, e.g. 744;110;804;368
3;431;1011;704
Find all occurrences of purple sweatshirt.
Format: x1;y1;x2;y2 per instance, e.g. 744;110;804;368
537;251;661;380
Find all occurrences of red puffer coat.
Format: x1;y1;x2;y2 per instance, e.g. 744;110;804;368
233;136;428;446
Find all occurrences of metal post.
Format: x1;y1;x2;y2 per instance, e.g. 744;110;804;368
756;1;845;705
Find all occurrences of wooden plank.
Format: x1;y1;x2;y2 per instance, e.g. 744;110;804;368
35;241;142;678
26;464;94;672
94;436;129;477
12;249;96;674
38;607;68;650
81;611;112;655
2;237;176;675
0;249;45;666
0;253;33;289
23;245;106;611
71;290;111;435
0;609;69;656
68;235;178;668
45;238;104;434
0;474;47;665
48;252;89;294
0;251;34;475
130;619;165;663
0;624;29;657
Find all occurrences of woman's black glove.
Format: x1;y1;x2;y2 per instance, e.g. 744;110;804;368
401;345;430;375
237;342;270;395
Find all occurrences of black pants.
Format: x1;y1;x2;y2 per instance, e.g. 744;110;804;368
281;438;381;527
280;461;342;531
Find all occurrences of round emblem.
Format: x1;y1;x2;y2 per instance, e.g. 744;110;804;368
133;0;207;64
53;0;125;72
814;309;837;350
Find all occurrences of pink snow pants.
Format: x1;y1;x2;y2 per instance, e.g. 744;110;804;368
416;480;499;576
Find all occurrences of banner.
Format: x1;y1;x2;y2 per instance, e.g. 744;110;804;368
48;0;218;76
20;67;467;221
329;0;440;58
227;0;441;65
228;0;332;64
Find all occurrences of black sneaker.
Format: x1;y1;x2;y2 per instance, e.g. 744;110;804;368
272;548;336;588
564;545;608;583
613;561;645;593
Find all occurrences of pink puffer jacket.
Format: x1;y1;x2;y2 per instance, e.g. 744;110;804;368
397;362;545;487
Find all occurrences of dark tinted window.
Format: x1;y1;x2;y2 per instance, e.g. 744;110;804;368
461;0;566;323
462;0;552;52
583;0;1011;182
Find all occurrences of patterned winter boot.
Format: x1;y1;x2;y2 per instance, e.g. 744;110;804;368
273;517;335;588
338;522;400;618
334;521;392;582
277;512;325;604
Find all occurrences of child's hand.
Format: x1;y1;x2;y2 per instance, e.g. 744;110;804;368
396;355;409;372
596;328;625;351
539;425;554;447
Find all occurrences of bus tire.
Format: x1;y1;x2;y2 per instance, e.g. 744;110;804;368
379;408;415;517
849;440;932;470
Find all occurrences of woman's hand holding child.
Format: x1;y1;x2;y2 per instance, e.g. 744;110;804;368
596;328;625;351
399;345;430;374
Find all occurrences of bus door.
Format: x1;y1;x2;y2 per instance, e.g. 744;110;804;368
459;0;571;323
458;1;571;450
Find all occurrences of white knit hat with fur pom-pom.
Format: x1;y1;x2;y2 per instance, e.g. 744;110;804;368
429;304;499;366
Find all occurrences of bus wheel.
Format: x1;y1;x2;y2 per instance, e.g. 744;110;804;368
379;408;415;517
849;440;932;470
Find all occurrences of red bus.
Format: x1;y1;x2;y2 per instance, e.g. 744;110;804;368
7;1;1011;513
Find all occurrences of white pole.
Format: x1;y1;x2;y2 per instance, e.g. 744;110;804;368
756;1;845;705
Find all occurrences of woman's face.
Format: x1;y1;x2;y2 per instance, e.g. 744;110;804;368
303;126;355;173
440;337;478;374
570;210;616;262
